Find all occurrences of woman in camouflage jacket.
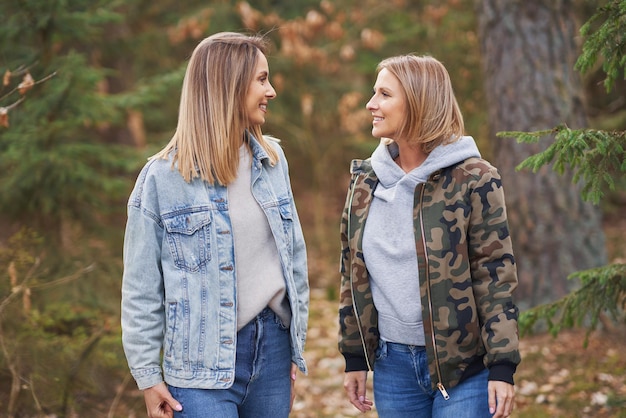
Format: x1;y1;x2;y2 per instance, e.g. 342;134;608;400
339;55;520;418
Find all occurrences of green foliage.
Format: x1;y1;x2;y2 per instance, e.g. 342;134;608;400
499;0;626;340
0;1;140;232
497;125;626;204
0;0;123;64
518;264;626;346
0;2;141;414
575;0;626;92
0;228;123;416
0;228;43;282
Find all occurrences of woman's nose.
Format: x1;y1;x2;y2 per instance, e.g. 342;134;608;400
266;83;276;99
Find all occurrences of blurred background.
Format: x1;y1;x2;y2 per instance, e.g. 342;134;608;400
0;0;624;416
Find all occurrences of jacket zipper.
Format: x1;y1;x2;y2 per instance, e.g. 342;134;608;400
417;184;450;400
347;173;373;371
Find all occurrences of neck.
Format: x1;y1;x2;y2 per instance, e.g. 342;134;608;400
394;141;428;173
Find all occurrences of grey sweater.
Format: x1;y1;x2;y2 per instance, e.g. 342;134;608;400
362;136;481;345
228;144;291;330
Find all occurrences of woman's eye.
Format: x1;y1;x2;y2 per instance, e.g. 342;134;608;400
373;89;389;97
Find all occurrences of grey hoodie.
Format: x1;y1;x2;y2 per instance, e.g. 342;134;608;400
362;136;481;346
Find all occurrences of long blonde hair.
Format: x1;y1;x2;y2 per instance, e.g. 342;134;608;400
377;55;465;153
153;32;279;185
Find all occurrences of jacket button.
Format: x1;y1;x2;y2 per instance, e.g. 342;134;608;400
221;265;234;271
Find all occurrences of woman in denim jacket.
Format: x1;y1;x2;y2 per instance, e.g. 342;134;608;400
122;32;308;418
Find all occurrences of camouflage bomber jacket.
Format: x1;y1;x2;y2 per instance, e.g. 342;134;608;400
338;156;521;395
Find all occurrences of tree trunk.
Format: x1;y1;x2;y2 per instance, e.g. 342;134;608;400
476;0;606;308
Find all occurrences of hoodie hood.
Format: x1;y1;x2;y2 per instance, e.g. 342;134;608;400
371;135;481;202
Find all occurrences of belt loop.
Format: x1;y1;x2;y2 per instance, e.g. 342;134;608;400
378;339;388;356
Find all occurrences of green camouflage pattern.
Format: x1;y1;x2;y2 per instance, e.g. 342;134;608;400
338;156;520;390
338;159;379;371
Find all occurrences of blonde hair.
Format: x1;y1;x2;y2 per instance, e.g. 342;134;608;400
153;32;279;185
377;55;464;153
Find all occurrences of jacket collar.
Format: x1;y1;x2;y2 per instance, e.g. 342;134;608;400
245;130;264;157
350;158;375;176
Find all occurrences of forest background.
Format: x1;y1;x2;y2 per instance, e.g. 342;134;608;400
0;0;624;417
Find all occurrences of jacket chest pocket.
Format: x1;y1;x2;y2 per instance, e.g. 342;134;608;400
163;211;212;273
278;201;294;247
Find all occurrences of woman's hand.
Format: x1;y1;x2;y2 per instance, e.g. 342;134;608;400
488;380;515;417
343;370;374;412
290;363;298;411
143;382;183;418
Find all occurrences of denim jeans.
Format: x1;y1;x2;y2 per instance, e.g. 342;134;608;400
168;308;291;418
373;340;491;418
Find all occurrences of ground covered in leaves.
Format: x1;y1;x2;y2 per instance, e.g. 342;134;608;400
291;288;626;418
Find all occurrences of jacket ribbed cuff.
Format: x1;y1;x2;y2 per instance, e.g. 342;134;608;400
343;354;369;372
488;361;517;385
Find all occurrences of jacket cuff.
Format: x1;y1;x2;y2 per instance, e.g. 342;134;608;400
131;367;164;390
488;361;517;385
343;354;368;372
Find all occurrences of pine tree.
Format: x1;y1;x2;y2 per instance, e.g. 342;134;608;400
499;0;626;340
0;2;143;415
0;0;138;245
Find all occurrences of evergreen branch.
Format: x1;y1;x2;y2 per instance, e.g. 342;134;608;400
518;263;626;346
575;0;626;92
497;126;626;204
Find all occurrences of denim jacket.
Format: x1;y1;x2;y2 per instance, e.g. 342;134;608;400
122;134;308;390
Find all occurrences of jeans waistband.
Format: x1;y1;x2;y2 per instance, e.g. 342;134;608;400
256;306;275;320
383;340;426;352
238;307;277;334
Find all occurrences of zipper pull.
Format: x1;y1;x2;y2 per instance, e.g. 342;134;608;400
437;383;450;400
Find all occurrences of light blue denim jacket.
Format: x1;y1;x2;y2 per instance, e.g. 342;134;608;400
121;134;308;390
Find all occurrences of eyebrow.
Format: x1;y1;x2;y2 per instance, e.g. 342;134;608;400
374;85;391;93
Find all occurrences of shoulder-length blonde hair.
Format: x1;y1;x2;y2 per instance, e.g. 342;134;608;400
153;32;279;185
378;55;465;154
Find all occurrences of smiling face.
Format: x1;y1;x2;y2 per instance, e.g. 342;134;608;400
245;51;276;126
366;68;407;141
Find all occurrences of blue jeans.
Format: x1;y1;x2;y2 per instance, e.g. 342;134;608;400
168;308;292;418
373;340;491;418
